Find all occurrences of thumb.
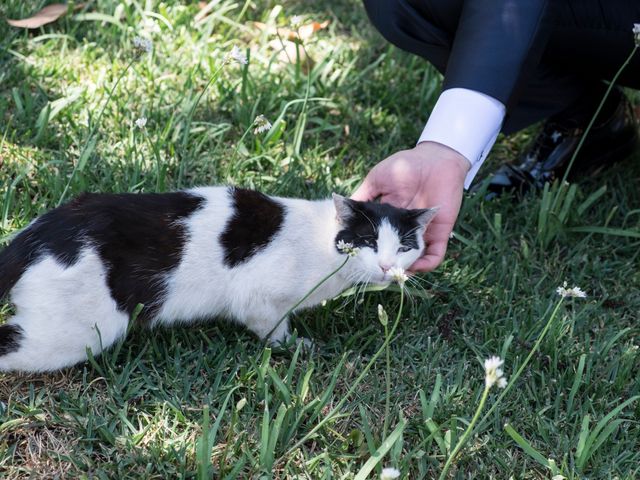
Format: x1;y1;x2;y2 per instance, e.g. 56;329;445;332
351;177;378;201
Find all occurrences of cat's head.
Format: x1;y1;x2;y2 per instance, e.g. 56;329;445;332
332;194;438;284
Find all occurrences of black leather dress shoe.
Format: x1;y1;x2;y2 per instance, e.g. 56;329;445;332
485;94;639;198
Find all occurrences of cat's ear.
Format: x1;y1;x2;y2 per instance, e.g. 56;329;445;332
410;207;439;228
332;193;357;225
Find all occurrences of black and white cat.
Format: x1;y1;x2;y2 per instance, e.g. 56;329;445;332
0;187;436;372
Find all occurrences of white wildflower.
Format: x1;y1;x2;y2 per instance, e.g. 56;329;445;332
291;15;303;28
336;239;360;257
336;239;350;251
556;281;587;299
134;117;147;129
634;24;640;46
253;114;272;135
141;17;161;35
484;356;508;389
380;467;400;480
388;267;408;286
132;36;153;55
227;45;248;65
377;304;388;326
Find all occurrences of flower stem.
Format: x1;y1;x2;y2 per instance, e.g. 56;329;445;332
265;257;350;341
551;45;638;211
229;122;255;167
285;288;405;456
438;385;490;480
145;131;165;192
57;59;135;206
180;64;225;151
437;297;565;478
177;64;226;186
382;320;391;439
476;297;564;427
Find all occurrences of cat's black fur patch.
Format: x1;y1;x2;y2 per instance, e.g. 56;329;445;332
220;187;285;267
0;324;23;355
77;192;205;319
0;203;88;300
335;200;423;251
0;192;205;320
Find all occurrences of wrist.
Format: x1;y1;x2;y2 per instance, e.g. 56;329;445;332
415;141;472;176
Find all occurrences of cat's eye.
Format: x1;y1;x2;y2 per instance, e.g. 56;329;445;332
397;245;412;253
363;238;375;247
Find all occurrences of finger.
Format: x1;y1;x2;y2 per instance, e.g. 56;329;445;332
350;178;378;201
409;220;452;272
409;239;448;272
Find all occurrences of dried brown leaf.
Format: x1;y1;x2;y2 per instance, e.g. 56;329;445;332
7;3;72;29
297;21;330;40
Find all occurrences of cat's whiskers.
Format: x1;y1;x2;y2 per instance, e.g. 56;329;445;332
403;275;424;307
348;269;374;306
406;272;439;290
357;274;376;311
335;270;370;312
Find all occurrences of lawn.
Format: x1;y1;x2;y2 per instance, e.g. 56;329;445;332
1;1;639;478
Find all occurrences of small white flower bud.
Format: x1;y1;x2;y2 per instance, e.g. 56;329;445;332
377;304;388;326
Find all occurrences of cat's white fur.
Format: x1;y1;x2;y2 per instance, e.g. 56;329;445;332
0;250;129;371
0;187;430;372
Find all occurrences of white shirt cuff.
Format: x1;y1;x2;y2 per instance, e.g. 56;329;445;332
418;88;506;189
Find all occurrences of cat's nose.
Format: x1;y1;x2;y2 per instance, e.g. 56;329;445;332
379;263;393;273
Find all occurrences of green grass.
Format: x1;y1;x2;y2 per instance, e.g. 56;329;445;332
1;1;640;478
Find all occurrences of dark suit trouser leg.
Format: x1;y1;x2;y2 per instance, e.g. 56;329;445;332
363;0;640;134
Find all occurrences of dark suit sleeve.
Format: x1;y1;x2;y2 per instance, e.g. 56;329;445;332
443;0;552;108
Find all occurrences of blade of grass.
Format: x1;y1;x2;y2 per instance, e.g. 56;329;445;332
354;418;406;480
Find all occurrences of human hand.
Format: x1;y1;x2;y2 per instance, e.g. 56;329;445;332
351;141;470;272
